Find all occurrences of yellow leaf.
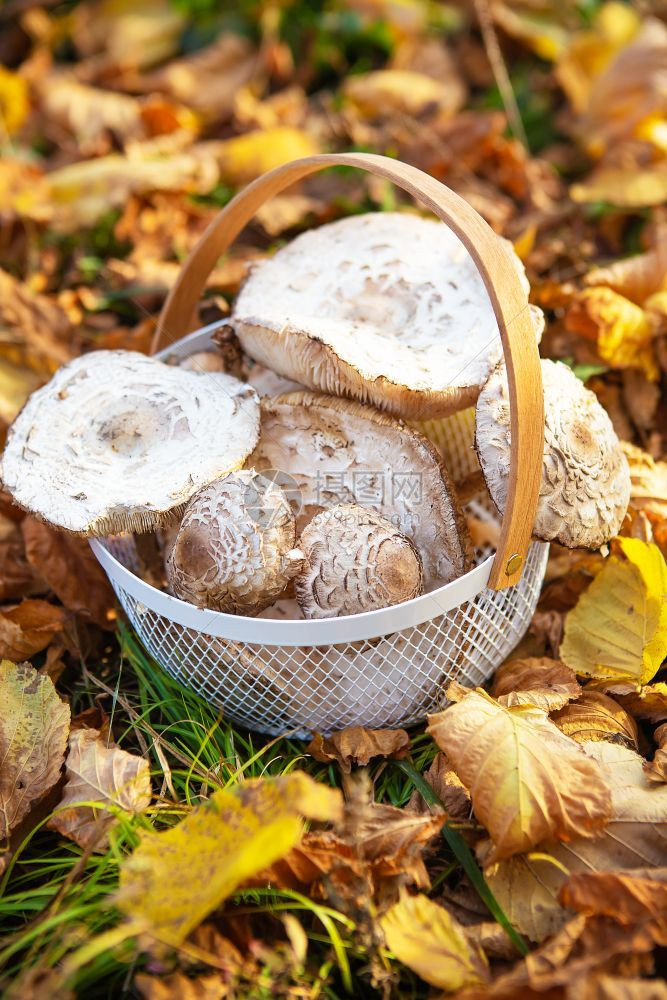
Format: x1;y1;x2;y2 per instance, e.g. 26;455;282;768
428;690;611;862
117;772;342;947
380;893;489;990
217;128;320;186
343;69;462;118
551;690;638;748
561;538;667;685
48;728;151;851
0;660;70;841
571;164;667;209
0;67;30;135
567;287;659;381
583;244;667;305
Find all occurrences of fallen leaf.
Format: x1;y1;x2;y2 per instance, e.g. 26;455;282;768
0;660;70;840
428;689;611;862
569;973;667;1000
380;893;489;990
216;127;320;186
571;164;667;209
565;287;660;381
37;74;145;155
48;728;151;850
552;690;639;749
622;443;667;521
71;0;186;71
529;609;565;656
643;722;667;783
343;69;463;118
607;682;667;723
407;752;471;819
560;869;667;924
0;66;30;135
307;726;410;773
117;773;342;947
486;852;573;942
0;599;67;660
584;244;667;304
21;516;114;628
0;510;41;602
560;538;667;685
491;657;581;712
0;268;76;375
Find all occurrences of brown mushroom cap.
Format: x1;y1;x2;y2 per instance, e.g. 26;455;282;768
247;391;472;588
475;358;631;549
296;503;424;619
232;212;544;420
0;350;260;535
167;469;304;616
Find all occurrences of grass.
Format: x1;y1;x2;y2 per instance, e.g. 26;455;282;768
0;623;495;997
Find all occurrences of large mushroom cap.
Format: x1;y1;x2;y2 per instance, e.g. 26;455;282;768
296;503;424;619
1;350;260;535
167;469;304;616
232;212;543;420
475;358;631;549
247;391;472;587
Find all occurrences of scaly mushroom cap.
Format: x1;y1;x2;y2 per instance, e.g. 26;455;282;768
296;503;424;619
248;391;472;588
167;469;304;616
475;358;631;549
232;212;544;420
0;350;260;535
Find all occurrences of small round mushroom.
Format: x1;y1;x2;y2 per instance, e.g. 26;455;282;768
178;351;227;373
248;391;472;588
167;469;305;616
296;503;424;619
0;350;260;535
232;212;544;420
475;358;631;549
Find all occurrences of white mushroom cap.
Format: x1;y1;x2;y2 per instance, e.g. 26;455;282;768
232;212;543;420
0;350;260;536
248;391;472;588
296;503;424;619
475;358;631;549
167;469;304;616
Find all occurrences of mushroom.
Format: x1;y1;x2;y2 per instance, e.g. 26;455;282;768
0;350;260;535
178;351;227;373
167;469;304;615
296;503;424;619
475;358;631;549
247;391;472;587
231;212;544;420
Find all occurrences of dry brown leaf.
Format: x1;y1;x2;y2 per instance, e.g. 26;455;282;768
569;973;667;1000
571;164;667;210
584;245;667;305
622;443;667;521
0;511;41;602
552;690;639;749
343;68;464;119
380;892;489;990
0;599;67;661
71;0;186;71
407;752;471;820
21;516;114;628
565;287;660;381
492;657;581;712
428;690;611;862
48;728;151;851
486;852;573;943
597;681;667;724
560;869;667;924
135;972;228;999
0;660;70;841
529;609;565;657
643;722;667;784
38;74;144;154
307;726;410;773
0;269;75;375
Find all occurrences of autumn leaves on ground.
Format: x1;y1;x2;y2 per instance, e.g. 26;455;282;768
2;0;667;996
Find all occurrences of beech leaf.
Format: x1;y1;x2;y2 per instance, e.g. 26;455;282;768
491;657;581;712
552;690;639;749
48;728;151;850
560;538;667;685
117;772;342;947
0;660;70;840
428;689;612;862
0;599;67;661
380;893;489;990
307;726;410;773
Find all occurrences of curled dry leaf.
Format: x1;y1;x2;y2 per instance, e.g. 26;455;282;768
117;773;342;947
584;244;667;305
0;599;67;661
428;689;612;862
491;657;581;712
602;681;667;724
560;538;667;685
21;517;114;629
407;751;471;820
306;726;410;773
643;723;667;784
552;690;639;749
48;728;151;851
565;287;660;381
622;443;667;521
488;741;667;942
560;869;667;924
380;893;489;991
0;660;70;841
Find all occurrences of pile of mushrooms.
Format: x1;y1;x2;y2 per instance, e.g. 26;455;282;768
1;212;631;627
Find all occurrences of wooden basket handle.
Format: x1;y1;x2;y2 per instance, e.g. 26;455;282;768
154;153;544;590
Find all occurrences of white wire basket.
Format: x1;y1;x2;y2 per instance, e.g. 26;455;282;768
90;153;548;738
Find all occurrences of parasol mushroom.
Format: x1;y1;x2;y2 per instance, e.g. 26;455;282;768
0;350;260;536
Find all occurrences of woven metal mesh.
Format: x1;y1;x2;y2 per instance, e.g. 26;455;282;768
97;405;548;737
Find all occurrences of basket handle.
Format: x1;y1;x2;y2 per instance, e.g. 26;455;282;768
154;153;544;590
